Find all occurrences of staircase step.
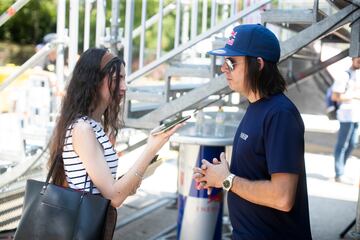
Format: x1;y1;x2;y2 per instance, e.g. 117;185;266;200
261;9;350;43
126;91;164;103
127;82;203;102
261;9;321;25
166;64;212;78
124;75;231;129
128;103;161;120
326;0;352;9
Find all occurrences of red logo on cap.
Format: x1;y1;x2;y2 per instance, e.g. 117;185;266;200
227;31;237;46
227;39;234;45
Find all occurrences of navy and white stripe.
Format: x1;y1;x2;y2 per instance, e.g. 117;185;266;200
62;116;118;194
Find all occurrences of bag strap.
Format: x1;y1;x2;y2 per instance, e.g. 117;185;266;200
44;154;59;186
44;119;96;194
43;154;94;194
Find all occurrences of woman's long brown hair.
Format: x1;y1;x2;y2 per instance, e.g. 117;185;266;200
48;48;125;185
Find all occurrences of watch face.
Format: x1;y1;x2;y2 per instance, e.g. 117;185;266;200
223;180;230;189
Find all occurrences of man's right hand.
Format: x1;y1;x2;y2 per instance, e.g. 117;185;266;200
192;155;223;194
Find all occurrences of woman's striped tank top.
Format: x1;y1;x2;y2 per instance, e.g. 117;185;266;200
62;116;118;194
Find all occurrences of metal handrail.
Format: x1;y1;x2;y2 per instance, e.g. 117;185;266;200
132;2;176;40
0;41;59;92
124;3;360;129
125;0;272;83
0;145;48;189
0;0;32;27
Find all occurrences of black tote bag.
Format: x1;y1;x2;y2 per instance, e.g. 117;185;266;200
14;158;116;240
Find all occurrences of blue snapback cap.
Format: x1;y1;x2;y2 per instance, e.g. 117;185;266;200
208;24;280;63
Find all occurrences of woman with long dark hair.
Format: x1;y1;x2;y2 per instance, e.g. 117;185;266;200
48;48;181;226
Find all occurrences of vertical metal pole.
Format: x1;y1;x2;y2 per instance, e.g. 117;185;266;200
110;0;119;55
231;0;236;16
156;0;164;59
287;58;294;83
327;1;333;15
349;18;360;58
349;181;360;239
96;0;106;47
84;0;92;51
68;0;79;74
349;9;360;228
222;2;229;21
165;73;171;103
191;0;198;39
182;2;190;44
202;0;207;33
313;0;319;22
56;0;66;90
355;183;360;232
132;3;176;39
210;55;216;80
174;0;181;48
211;0;216;27
124;0;134;76
139;0;147;68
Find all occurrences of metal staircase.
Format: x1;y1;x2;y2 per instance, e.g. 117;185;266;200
123;0;360;130
123;0;272;129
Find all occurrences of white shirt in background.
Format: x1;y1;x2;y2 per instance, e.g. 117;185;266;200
332;68;360;122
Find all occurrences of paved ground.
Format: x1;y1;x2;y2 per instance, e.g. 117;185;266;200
306;153;359;240
114;151;359;240
113;115;360;240
2;115;356;239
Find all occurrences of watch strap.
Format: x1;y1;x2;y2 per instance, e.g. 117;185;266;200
223;173;235;191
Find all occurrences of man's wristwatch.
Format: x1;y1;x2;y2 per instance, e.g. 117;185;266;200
222;173;235;191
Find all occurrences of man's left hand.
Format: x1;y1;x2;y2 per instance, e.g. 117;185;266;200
193;152;230;189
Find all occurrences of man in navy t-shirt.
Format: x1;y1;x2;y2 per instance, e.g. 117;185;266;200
193;24;312;240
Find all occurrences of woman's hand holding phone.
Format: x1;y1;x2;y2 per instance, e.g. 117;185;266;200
150;115;191;135
146;116;189;155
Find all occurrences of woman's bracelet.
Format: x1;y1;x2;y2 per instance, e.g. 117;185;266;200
134;171;144;180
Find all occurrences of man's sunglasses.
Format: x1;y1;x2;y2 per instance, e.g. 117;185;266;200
224;58;240;72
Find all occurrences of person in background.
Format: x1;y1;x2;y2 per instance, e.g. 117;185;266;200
331;56;360;184
48;48;183;239
193;24;312;240
35;33;57;72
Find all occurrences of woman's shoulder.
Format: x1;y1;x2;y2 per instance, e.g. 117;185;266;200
71;116;98;128
72;118;96;137
71;117;100;152
70;116;104;141
73;119;93;130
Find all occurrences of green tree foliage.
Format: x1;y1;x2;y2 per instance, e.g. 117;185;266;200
0;0;180;52
0;0;57;44
0;0;224;64
118;0;175;63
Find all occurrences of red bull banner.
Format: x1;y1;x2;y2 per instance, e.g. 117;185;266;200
177;144;224;240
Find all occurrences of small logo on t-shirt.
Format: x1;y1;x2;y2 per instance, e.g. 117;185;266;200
240;132;248;140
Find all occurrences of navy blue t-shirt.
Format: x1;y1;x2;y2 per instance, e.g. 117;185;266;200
228;93;312;240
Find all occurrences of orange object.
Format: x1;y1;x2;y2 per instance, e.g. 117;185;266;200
7;7;16;16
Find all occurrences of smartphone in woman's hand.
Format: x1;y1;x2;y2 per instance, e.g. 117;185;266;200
150;115;190;135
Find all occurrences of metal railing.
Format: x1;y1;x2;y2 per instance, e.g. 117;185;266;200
123;0;245;81
0;42;59;92
124;0;272;83
0;0;32;27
